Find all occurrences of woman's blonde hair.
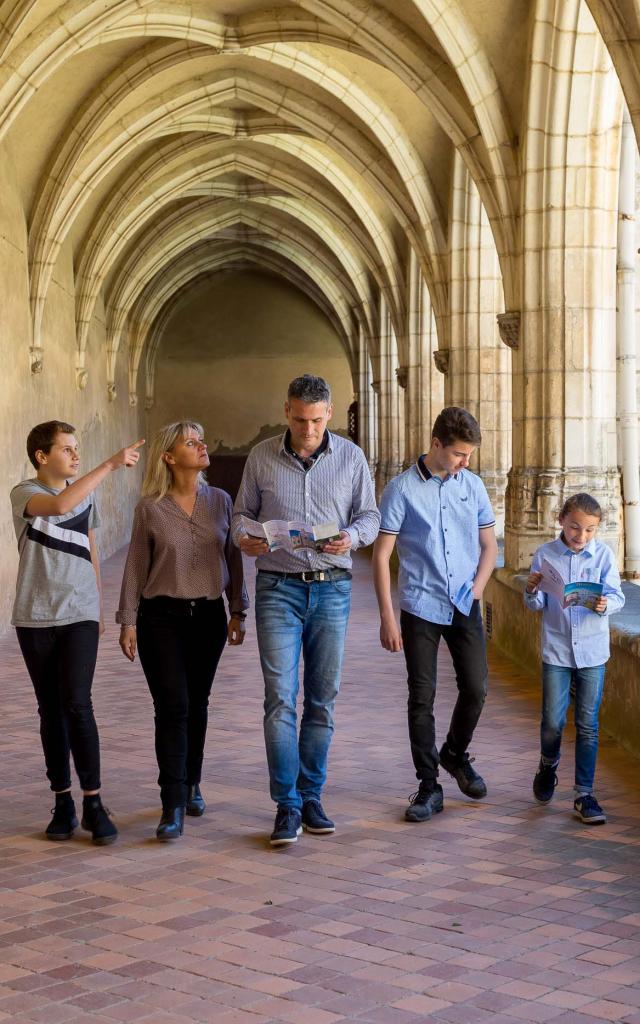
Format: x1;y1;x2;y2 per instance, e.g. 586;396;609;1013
142;420;207;500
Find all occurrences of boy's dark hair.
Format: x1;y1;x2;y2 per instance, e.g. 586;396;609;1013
287;374;331;405
27;420;76;469
432;406;482;447
560;492;602;521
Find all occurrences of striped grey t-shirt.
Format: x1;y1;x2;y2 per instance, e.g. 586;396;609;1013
231;431;380;572
10;479;100;627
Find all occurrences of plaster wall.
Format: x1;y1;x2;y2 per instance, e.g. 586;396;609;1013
0;140;144;634
149;271;352;451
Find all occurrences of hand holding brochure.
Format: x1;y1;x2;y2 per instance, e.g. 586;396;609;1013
240;515;341;552
539;558;603;610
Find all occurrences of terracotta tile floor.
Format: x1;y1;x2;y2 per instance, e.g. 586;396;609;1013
1;548;640;1024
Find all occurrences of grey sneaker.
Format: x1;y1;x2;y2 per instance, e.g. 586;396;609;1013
302;799;335;834
439;744;487;799
270;806;302;846
574;794;606;825
405;781;444;822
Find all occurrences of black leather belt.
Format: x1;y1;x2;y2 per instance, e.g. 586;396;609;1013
259;569;352;583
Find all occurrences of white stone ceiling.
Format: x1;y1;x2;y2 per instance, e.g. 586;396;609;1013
0;0;637;397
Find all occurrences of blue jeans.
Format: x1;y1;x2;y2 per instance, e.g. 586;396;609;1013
255;572;352;810
540;662;606;795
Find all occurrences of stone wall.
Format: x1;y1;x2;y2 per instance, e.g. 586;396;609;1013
148;270;352;452
0;140;144;634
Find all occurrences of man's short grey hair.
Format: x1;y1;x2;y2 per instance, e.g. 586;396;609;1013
287;375;332;405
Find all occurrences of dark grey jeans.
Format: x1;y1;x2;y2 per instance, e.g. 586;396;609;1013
400;603;488;783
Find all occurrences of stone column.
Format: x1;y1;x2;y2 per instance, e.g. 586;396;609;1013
374;297;404;494
449;153;511;534
505;0;622;569
617;107;640;578
357;327;377;477
404;247;444;465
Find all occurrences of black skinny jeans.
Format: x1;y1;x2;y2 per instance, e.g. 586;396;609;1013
137;596;228;809
16;621;101;792
401;603;488;783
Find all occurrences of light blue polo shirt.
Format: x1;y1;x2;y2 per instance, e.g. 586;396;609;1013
379;458;495;625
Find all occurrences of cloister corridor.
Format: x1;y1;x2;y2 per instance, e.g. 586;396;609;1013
1;548;640;1024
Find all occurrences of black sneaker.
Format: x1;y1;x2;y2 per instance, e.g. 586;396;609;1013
533;759;558;803
405;781;444;822
270;806;302;846
302;799;335;834
45;794;79;841
574;794;607;825
81;795;118;845
439;744;487;799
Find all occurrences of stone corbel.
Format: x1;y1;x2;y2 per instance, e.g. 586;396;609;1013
29;346;44;374
497;311;520;350
107;382;117;402
370;379;381;395
76;367;88;390
129;392;138;407
145;395;154;411
433;349;449;374
395;366;408;389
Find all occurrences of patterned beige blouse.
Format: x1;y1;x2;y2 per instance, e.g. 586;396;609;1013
116;485;249;627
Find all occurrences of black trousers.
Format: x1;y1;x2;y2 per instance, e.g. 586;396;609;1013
401;603;488;783
137;596;228;809
16;621;101;792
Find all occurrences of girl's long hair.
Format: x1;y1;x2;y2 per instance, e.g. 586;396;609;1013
141;420;207;500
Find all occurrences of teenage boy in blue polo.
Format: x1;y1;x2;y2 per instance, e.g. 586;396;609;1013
373;407;497;821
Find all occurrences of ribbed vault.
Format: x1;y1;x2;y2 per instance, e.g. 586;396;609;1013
1;0;535;408
6;0;640;418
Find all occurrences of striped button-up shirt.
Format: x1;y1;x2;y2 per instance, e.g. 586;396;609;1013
231;431;380;571
524;536;625;668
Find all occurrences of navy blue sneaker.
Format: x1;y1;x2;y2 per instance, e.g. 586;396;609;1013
405;781;444;822
302;799;335;834
574;794;606;825
270;806;302;846
533;759;558;803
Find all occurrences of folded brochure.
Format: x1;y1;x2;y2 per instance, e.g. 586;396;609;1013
240;515;341;552
539;558;603;609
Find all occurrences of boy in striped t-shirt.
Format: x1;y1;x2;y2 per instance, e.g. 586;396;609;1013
11;420;143;844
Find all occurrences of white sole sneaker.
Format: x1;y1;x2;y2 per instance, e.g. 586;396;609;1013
270;826;302;846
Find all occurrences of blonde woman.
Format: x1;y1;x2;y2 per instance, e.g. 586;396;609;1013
117;421;248;840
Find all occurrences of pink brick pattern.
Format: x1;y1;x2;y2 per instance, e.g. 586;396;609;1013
1;548;639;1023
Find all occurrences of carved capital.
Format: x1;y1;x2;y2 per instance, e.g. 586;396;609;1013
107;382;117;402
497;311;520;350
370;379;381;395
75;368;88;390
145;395;154;410
129;392;138;407
395;365;408;389
433;349;449;374
29;346;44;374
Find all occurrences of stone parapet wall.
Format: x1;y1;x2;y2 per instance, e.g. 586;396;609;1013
485;570;640;760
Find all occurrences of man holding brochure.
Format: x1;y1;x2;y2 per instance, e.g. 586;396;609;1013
232;375;380;845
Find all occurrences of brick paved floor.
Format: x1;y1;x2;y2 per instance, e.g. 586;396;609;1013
1;549;640;1024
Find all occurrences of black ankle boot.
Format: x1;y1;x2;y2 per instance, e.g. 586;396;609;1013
81;795;118;845
186;784;205;817
156;807;185;841
45;792;79;841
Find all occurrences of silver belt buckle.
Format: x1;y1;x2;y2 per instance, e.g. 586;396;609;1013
302;570;324;582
